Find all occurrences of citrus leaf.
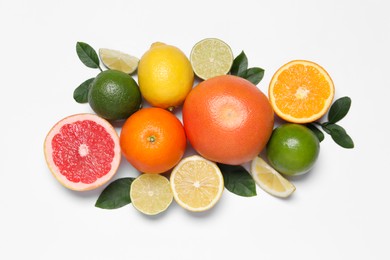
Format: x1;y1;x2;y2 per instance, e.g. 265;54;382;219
328;96;351;123
241;67;265;85
73;77;94;103
324;123;354;148
76;42;101;69
95;178;135;209
231;51;248;76
218;163;256;197
306;123;325;142
321;122;331;134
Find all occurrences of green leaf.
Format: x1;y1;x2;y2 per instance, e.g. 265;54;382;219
217;163;256;197
306;123;325;142
321;122;331;134
324;123;354;148
230;51;248;76
328;96;351;123
95;178;135;209
73;77;94;103
241;67;265;85
76;42;101;69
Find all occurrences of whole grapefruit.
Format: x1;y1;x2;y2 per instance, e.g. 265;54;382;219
44;114;121;191
183;75;274;165
120;107;187;174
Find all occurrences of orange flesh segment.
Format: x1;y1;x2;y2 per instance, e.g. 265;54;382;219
271;61;334;122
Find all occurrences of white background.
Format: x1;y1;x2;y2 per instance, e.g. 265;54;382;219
1;0;389;259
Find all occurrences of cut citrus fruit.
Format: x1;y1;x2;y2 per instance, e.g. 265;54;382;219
130;174;173;215
190;38;233;80
44;114;121;191
269;60;335;123
99;48;139;74
170;155;224;212
250;156;295;198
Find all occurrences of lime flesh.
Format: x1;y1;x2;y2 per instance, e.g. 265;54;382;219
190;38;233;80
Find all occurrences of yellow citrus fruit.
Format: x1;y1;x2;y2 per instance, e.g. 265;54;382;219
269;60;335;123
170;155;224;212
190;38;233;80
137;42;194;110
250;156;295;198
130;174;173;215
99;48;139;74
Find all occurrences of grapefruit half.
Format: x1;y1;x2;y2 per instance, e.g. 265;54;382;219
44;114;121;191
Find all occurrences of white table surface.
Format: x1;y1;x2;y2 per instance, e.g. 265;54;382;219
1;0;389;259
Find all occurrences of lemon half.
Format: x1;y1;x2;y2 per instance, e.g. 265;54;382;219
170;155;224;212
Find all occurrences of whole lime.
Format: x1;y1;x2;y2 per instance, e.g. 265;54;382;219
88;70;142;121
266;124;320;176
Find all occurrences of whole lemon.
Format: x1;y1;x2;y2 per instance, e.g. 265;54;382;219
138;42;194;110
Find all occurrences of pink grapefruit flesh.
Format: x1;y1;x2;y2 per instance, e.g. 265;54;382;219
44;114;121;191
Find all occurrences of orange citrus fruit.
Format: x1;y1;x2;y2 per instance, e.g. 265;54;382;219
120;107;186;174
268;60;335;123
183;75;274;165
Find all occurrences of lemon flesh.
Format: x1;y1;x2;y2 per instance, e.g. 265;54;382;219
99;48;139;74
190;38;233;80
130;174;173;215
250;156;295;198
170;155;224;212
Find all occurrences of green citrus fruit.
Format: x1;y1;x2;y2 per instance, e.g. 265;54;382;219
88;70;142;121
190;38;233;80
266;124;320;176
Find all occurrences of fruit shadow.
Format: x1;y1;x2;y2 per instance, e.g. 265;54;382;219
63;185;105;200
132;204;172;221
256;150;316;202
272;114;288;128
109;119;126;129
286;168;316;183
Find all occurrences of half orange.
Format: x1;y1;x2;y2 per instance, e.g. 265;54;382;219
269;60;335;123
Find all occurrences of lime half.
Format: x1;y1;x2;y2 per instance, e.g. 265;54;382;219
99;48;139;74
130;174;173;215
190;38;233;80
